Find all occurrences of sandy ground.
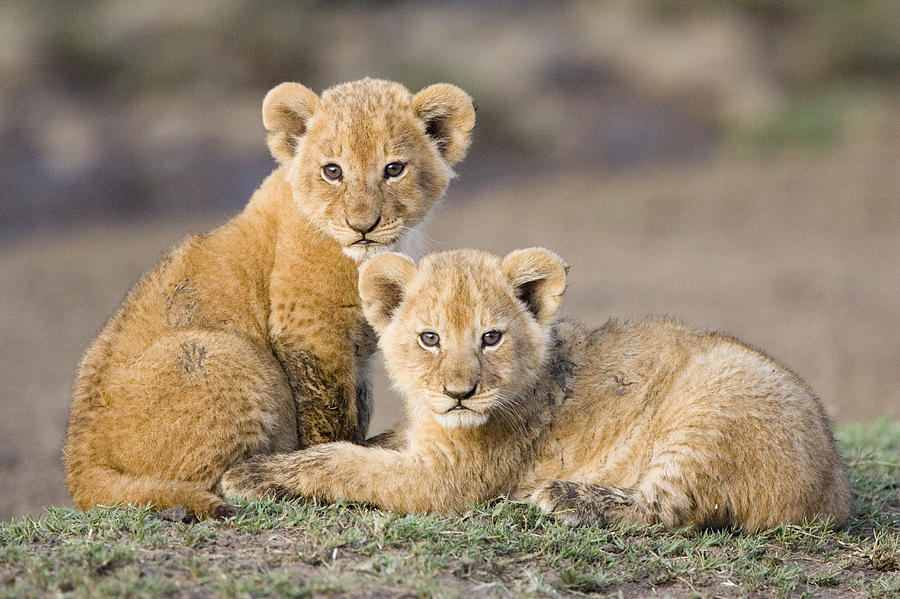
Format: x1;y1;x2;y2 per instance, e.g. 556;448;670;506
1;125;898;521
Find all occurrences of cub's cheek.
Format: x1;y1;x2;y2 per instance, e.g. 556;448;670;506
385;360;432;394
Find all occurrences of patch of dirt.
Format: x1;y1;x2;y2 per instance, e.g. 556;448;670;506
2;511;895;599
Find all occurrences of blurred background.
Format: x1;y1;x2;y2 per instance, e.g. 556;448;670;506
1;0;898;520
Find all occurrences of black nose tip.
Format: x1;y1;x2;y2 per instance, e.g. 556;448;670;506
443;384;477;401
346;215;381;235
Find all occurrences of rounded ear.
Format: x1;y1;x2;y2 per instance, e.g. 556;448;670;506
358;252;418;333
500;248;568;325
262;82;321;164
411;83;476;165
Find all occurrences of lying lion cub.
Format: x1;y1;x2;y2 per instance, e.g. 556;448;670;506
223;248;852;530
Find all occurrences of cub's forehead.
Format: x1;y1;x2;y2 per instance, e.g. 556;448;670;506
404;251;517;329
320;79;413;116
416;250;505;291
310;80;420;154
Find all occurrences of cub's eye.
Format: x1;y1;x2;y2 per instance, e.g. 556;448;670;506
419;331;440;348
322;163;343;181
482;330;503;347
384;162;406;178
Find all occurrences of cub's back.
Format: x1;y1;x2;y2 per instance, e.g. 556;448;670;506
80;215;272;372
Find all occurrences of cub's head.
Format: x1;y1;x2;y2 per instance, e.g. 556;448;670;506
359;248;567;429
263;78;475;262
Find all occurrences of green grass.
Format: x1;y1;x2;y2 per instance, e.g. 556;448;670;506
731;92;844;152
727;85;896;154
2;420;897;598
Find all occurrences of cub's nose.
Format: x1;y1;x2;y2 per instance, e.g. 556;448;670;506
443;383;477;401
346;215;381;235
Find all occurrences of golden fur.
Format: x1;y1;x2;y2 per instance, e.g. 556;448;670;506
222;248;851;531
64;79;475;518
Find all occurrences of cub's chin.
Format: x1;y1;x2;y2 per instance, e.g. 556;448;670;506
342;242;394;264
433;410;490;430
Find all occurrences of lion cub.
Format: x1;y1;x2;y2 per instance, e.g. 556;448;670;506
222;248;852;530
64;79;475;518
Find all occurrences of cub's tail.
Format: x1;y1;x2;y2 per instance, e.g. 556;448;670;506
68;465;233;519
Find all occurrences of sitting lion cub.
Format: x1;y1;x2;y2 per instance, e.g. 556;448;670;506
64;79;475;519
222;248;852;530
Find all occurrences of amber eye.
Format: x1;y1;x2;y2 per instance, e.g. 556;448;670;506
419;331;440;348
482;330;502;347
384;162;406;178
322;163;343;181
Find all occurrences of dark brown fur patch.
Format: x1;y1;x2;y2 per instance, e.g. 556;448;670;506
224;456;286;499
364;429;401;449
271;339;358;446
176;341;208;384
545;324;578;398
354;382;371;443
699;503;736;530
545;480;639;526
165;279;197;328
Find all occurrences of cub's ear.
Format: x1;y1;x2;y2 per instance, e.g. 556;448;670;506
411;84;476;165
358;253;418;333
501;248;568;325
262;82;321;164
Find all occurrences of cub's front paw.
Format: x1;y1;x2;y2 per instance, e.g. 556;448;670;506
221;457;294;501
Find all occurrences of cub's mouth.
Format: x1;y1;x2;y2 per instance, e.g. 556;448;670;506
345;228;397;249
352;238;378;246
349;226;400;248
337;218;412;263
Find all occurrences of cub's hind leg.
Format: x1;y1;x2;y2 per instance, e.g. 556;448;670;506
531;480;644;526
530;433;723;529
65;330;297;518
530;466;709;529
